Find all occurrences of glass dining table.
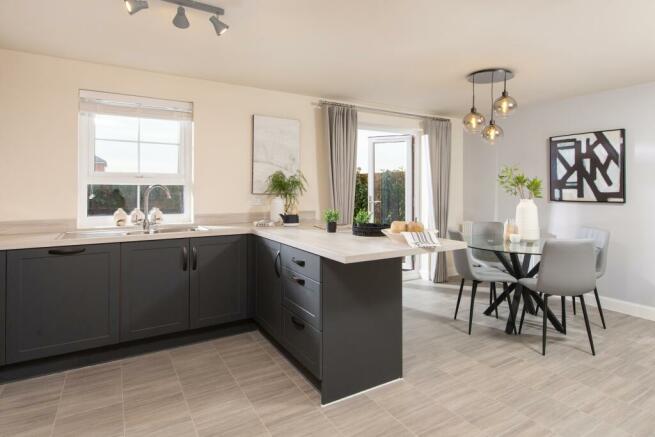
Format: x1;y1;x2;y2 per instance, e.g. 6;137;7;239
463;234;565;335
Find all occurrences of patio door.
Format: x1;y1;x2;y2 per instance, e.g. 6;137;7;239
367;134;414;269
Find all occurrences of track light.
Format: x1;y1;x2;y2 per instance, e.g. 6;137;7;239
124;0;149;15
172;6;190;29
209;15;229;35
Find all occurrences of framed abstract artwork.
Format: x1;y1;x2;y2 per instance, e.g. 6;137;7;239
549;128;625;203
251;115;300;194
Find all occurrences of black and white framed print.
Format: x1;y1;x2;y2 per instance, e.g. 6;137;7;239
549;129;625;203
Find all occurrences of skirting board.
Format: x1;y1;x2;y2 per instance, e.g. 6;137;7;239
433;282;655;322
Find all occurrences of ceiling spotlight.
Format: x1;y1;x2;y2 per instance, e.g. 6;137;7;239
173;6;190;29
209;15;229;35
124;0;148;15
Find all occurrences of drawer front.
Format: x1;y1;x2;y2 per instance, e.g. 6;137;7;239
282;308;322;379
281;245;321;282
282;269;321;330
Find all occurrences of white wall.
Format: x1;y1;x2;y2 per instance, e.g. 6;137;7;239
0;48;322;222
464;82;655;312
0;48;463;235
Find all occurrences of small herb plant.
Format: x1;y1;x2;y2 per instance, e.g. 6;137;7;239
354;209;371;225
323;209;340;223
498;165;543;199
265;170;307;214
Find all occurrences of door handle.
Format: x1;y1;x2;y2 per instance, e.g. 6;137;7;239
291;276;305;286
274;250;281;278
192;246;198;270
292;258;305;267
182;246;188;271
291;316;305;329
48;247;86;256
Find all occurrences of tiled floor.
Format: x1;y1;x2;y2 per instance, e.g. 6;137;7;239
2;280;655;436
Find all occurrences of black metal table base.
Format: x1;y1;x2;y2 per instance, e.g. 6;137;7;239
483;252;564;334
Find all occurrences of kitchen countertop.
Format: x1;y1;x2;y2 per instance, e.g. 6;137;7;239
0;224;466;264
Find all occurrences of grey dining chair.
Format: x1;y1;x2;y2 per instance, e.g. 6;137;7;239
518;239;597;355
448;229;517;335
570;227;609;329
470;221;506;271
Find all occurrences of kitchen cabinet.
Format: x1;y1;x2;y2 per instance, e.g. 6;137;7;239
120;239;190;341
0;251;5;365
254;237;282;340
6;245;120;363
190;235;248;328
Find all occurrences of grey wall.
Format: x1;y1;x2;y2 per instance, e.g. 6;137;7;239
464;82;655;308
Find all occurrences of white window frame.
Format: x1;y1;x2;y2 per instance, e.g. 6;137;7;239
77;91;194;228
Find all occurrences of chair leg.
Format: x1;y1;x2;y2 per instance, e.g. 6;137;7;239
572;296;576;315
561;296;566;335
594;287;607;329
468;281;478;335
489;282;493;306
535;292;542;316
579;295;596;356
505;294;517;334
542;294;549;355
454;278;464;320
491;282;499;319
518;303;527;334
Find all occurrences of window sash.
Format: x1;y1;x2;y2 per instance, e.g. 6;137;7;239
78;96;193;228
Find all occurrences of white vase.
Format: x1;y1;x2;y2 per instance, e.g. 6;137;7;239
270;197;285;223
515;199;540;241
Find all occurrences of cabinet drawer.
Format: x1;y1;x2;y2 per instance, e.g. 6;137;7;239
282;269;321;330
281;245;320;282
282;308;322;379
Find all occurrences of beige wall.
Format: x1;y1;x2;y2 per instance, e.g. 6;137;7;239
0;48;462;234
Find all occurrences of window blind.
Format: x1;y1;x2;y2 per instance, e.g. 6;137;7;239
79;90;193;121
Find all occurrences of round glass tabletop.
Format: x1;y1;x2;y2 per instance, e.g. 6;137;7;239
464;234;546;255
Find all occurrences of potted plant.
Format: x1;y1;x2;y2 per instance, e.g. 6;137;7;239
323;209;340;233
265;170;307;225
498;165;543;241
352;209;389;237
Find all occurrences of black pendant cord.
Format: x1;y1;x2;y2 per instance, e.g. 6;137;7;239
472;74;476;109
490;71;495;123
503;70;507;94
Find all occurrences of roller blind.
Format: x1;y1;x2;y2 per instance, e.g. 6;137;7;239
79;90;193;121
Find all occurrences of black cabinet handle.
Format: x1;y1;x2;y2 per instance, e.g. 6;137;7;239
192;246;198;270
182;246;188;271
274;250;281;278
48;247;86;256
291;316;305;329
292;258;305;267
292;276;305;286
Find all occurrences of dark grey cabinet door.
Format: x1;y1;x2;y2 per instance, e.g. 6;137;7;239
6;245;120;363
255;237;282;340
0;251;6;365
120;239;190;341
190;235;247;328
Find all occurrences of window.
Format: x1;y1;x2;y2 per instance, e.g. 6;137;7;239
78;91;193;227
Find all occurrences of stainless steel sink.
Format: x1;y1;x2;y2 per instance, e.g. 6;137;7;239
59;226;209;240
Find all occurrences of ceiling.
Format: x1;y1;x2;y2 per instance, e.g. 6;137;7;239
1;0;655;117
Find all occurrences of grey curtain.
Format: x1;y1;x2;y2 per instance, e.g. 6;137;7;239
422;118;452;283
324;104;358;224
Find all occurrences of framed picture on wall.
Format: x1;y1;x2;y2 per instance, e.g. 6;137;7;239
251;115;300;194
549;128;625;203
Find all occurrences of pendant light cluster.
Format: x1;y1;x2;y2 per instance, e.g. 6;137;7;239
124;0;229;36
462;68;518;144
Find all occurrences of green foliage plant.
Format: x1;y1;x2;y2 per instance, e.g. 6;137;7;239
498;165;543;199
265;170;307;214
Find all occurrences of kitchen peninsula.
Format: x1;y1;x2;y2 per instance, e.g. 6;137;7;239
0;225;465;405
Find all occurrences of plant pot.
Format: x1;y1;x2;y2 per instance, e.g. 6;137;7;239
326;222;337;233
352;223;389;237
515;199;540;241
270;197;285;223
279;213;300;226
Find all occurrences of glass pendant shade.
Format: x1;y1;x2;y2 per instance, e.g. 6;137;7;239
482;121;503;144
462;107;486;134
493;91;518;118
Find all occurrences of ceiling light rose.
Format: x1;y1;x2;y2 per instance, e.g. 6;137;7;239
125;0;149;15
482;120;503;144
173;6;190;29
